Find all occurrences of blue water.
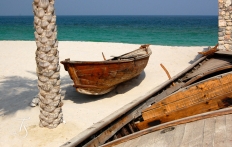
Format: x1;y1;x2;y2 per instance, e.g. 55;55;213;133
0;15;218;46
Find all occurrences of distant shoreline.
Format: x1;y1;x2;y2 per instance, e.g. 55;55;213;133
0;15;218;17
0;15;217;46
0;40;209;47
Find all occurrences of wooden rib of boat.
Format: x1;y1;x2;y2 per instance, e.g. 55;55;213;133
61;50;232;147
60;45;152;95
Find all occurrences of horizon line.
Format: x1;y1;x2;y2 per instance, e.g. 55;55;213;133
0;14;218;17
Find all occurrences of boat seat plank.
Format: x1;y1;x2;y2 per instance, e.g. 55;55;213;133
213;115;227;147
202;117;215;147
225;114;232;146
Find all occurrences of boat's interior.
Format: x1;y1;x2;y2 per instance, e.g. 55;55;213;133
101;51;232;147
110;45;151;61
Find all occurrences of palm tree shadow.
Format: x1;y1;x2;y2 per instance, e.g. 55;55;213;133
0;75;38;117
62;71;146;104
0;70;145;115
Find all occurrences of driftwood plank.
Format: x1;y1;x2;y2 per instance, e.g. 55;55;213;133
202;117;215;147
225;114;232;146
213;115;227;147
198;44;218;56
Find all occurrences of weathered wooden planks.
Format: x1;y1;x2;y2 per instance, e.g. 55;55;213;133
104;112;232;147
102;107;232;147
181;56;232;82
137;72;232;130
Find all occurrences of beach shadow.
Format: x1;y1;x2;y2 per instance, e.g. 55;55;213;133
0;70;146;116
62;71;146;104
188;47;208;64
0;75;38;117
115;71;146;94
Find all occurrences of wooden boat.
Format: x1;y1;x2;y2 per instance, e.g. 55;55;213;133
61;50;232;147
60;45;152;95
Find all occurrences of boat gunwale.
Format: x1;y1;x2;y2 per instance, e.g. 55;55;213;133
60;57;144;64
60;48;152;65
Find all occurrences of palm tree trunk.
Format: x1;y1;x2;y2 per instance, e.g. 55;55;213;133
32;0;63;129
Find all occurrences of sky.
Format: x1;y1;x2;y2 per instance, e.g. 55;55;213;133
0;0;218;16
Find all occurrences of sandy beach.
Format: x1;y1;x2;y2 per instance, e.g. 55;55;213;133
0;41;206;147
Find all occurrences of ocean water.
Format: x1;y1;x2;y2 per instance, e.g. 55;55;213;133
0;15;218;46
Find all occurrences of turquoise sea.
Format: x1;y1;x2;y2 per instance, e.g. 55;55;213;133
0;15;218;46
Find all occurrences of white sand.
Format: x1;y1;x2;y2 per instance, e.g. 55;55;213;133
0;41;205;146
